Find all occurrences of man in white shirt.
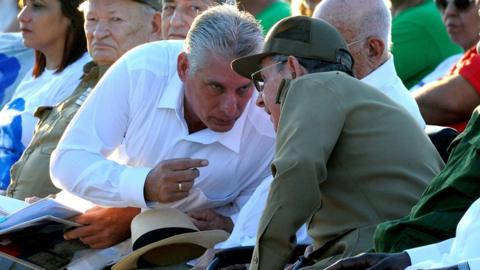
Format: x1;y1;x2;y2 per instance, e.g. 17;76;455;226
50;5;274;227
313;0;425;128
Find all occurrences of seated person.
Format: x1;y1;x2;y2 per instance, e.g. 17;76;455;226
6;0;162;253
50;1;274;244
390;0;462;88
231;16;444;269
325;196;480;270
413;0;480;132
313;0;425;128
0;0;90;192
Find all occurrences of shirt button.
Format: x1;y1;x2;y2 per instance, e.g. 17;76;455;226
252;256;258;264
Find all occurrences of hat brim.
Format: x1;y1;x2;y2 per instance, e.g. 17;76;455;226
112;229;229;270
231;52;272;81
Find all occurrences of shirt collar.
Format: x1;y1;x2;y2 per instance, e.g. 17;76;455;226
156;75;247;153
361;56;397;87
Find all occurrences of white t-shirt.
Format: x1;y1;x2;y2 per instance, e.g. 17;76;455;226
50;40;275;216
0;52;90;190
0;32;34;107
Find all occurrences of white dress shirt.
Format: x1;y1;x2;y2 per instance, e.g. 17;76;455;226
50;40;275;217
361;56;426;128
406;197;480;270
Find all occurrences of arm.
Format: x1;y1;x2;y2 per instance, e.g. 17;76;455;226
50;53;147;208
64;207;140;249
251;80;345;269
414;75;480;125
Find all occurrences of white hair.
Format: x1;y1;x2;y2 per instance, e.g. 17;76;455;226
184;4;263;75
315;0;392;51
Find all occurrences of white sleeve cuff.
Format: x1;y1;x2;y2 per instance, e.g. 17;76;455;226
406;238;454;265
119;167;151;208
468;259;480;270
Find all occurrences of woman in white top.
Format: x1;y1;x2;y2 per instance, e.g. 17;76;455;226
0;0;90;190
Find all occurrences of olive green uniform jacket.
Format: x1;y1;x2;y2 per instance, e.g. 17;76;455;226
7;62;108;199
250;71;444;270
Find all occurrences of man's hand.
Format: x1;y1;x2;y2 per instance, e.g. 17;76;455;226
188;209;233;232
324;252;411;270
64;207;140;249
144;158;209;203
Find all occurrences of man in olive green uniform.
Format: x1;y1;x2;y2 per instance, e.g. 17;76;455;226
6;0;162;249
231;16;444;270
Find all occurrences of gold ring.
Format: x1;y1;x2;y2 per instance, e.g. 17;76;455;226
178;182;182;191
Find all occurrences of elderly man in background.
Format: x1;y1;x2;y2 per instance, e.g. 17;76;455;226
50;2;274;240
6;0;162;250
161;0;235;40
231;16;443;269
313;0;425;128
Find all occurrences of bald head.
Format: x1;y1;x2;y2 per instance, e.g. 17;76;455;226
313;0;391;78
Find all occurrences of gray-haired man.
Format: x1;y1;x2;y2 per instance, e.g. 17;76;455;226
51;3;275;248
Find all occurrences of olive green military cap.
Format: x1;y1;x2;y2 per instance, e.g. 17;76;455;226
232;16;351;80
133;0;162;10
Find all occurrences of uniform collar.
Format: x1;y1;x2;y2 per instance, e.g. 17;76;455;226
157;78;245;153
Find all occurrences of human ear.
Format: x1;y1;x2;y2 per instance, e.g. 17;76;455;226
177;52;190;82
287;55;306;78
149;11;163;41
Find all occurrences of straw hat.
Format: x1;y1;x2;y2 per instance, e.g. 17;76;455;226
112;208;229;270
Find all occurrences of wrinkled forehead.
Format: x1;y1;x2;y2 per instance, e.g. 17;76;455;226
81;0;145;14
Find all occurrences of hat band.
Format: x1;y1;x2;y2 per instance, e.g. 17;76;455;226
133;227;197;251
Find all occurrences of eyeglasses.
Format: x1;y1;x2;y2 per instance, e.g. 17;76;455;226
435;0;475;11
347;38;365;48
250;61;286;93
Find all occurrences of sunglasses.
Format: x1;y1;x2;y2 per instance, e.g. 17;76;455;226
435;0;475;11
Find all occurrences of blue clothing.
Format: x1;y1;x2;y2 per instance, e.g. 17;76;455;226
0;33;34;107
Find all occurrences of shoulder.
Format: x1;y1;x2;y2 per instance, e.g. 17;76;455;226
117;40;184;76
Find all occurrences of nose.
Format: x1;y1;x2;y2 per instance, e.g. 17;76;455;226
443;1;458;17
170;8;188;28
256;93;265;108
17;6;30;23
92;20;109;39
219;93;239;119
